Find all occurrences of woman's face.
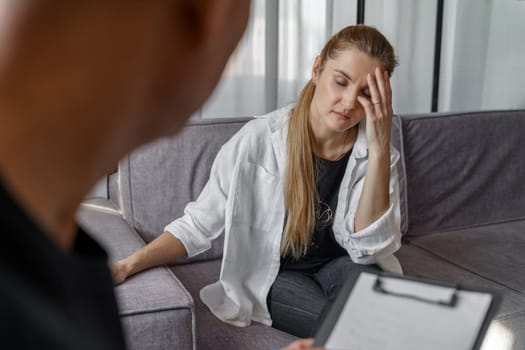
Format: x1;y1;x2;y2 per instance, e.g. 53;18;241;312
310;47;383;135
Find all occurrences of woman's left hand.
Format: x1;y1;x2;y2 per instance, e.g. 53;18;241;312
357;67;393;158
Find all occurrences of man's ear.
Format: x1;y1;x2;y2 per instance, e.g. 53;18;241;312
178;0;247;47
312;56;321;84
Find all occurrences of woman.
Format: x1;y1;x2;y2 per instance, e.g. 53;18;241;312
112;25;401;338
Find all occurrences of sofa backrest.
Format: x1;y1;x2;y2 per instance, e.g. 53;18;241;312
396;109;525;236
109;118;250;263
109;109;525;255
108;115;408;261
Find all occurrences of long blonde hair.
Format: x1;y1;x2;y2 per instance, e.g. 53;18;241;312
281;25;398;258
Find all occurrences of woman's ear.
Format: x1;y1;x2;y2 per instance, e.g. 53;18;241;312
311;56;321;85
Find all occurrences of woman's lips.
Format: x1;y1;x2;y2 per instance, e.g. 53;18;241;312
333;111;350;120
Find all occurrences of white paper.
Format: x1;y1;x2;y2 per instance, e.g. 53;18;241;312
325;273;492;350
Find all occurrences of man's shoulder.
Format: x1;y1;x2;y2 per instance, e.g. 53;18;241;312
0;263;126;350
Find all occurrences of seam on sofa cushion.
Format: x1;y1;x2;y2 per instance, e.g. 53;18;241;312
494;309;525;322
120;305;193;317
166;267;195;308
165;266;197;350
119;155;136;227
394;114;409;234
79;202;121;216
116;157;130;223
127;155;135;227
405;216;525;237
115;223;196;319
124;229;196;305
118;266;195;315
167;266;196;350
407;239;525;297
121;308;196;350
400;108;525;121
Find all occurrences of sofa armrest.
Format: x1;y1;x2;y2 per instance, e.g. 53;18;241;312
77;198;195;350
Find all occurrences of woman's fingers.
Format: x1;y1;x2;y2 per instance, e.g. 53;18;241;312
383;70;392;107
360;69;393;126
362;69;393;156
357;95;375;121
367;72;383;118
371;67;394;118
383;70;393;116
375;67;389;115
375;68;386;103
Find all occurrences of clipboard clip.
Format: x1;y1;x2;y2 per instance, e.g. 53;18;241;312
373;276;458;307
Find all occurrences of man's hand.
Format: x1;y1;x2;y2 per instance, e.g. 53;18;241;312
282;338;324;350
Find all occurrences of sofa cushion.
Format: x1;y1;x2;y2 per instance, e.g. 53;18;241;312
77;199;195;350
121;310;194;350
396;241;525;349
396;239;525;320
117;118;251;263
170;260;298;350
406;219;525;293
397;109;525;236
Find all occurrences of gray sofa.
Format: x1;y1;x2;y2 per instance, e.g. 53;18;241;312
77;109;525;350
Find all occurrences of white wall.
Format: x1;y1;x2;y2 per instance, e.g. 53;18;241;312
440;0;525;112
482;0;525;110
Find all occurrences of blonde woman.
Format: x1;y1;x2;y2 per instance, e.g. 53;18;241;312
112;25;402;338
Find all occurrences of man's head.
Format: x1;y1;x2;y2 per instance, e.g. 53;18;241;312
0;0;250;247
0;0;250;146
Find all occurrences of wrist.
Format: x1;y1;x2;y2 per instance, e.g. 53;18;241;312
123;255;139;277
368;149;390;162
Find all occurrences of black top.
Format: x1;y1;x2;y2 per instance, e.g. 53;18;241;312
0;179;126;350
281;150;351;275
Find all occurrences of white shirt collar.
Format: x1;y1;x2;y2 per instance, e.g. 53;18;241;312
266;103;369;160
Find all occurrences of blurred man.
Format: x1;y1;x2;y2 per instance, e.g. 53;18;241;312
0;1;249;348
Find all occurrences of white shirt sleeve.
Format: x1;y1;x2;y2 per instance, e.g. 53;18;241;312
342;153;403;266
164;142;236;258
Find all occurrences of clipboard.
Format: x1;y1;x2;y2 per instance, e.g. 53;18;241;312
313;267;501;350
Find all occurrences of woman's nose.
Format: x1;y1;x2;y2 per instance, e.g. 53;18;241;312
342;91;358;111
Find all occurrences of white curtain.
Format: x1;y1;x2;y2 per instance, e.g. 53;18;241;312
364;0;437;114
194;0;525;118
90;0;525;198
196;0;438;119
196;0;333;119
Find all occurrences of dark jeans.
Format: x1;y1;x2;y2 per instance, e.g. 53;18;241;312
267;256;379;338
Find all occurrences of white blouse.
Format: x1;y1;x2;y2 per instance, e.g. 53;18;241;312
165;104;402;327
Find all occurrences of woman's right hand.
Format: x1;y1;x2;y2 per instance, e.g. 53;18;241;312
108;232;188;285
110;260;130;285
